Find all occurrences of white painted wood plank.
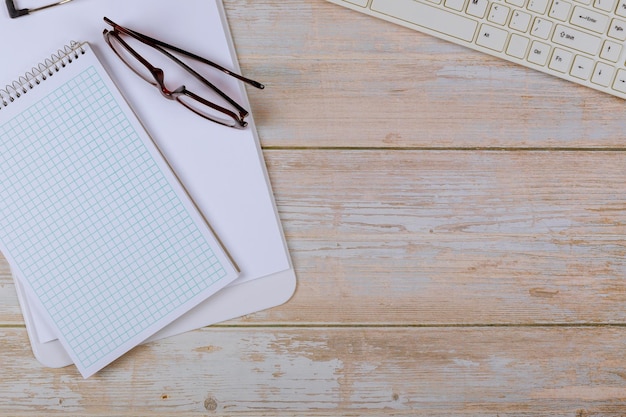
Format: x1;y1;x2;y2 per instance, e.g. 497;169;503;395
2;150;625;325
1;326;625;415
225;1;626;148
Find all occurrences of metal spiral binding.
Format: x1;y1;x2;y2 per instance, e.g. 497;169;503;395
0;41;85;109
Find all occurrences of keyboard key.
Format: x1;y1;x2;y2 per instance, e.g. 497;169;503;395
445;0;467;10
612;69;626;92
528;40;551;64
591;62;614;86
594;0;616;11
549;48;574;71
552;24;601;54
570;54;594;79
570;6;609;33
506;0;526;6
531;17;553;38
467;0;489;18
617;0;626;16
488;3;510;25
510;10;532;31
507;33;530;57
600;40;622;61
528;0;549;13
476;24;509;51
549;0;572;20
370;0;478;42
608;18;626;40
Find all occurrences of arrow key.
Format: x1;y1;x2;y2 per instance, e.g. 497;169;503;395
591;62;614;86
612;69;626;93
600;40;622;62
570;54;594;80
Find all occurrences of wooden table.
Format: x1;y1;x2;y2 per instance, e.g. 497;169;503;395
3;0;626;415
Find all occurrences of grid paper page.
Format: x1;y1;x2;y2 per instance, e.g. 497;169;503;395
0;44;238;377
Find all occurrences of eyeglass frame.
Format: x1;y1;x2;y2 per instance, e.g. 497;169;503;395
102;17;264;129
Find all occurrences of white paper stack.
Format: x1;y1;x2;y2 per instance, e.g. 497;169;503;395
0;0;296;377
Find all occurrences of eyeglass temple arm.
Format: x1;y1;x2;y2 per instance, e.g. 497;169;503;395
6;0;74;18
146;34;265;90
103;17;264;90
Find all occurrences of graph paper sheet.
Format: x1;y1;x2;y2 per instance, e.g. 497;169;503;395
0;43;239;377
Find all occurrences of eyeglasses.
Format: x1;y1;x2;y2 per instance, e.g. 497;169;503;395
102;17;264;129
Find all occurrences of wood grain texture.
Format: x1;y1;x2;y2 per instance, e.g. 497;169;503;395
2;326;626;415
3;0;626;415
225;0;626;149
2;151;625;325
270;150;626;325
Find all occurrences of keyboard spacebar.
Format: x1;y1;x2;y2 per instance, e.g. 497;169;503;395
371;0;478;42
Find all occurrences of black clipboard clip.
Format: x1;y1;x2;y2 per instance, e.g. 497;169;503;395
6;0;76;18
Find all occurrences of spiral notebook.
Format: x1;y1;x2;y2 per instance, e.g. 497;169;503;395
0;41;240;378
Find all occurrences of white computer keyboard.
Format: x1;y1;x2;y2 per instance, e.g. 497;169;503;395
327;0;626;98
